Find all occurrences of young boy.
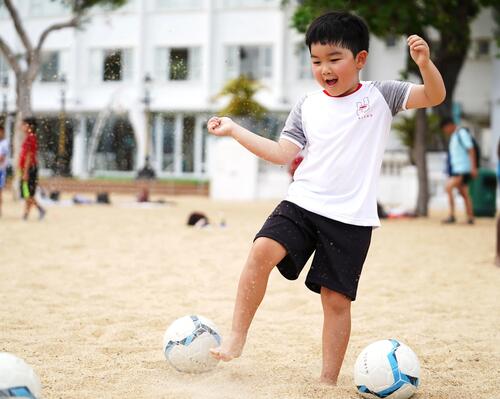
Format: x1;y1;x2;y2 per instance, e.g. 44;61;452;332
19;117;46;220
0;118;9;217
207;11;445;385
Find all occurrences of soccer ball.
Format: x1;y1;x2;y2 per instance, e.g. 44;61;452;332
354;339;420;399
0;352;42;398
163;315;222;373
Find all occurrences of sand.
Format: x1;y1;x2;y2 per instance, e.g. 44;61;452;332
0;193;499;399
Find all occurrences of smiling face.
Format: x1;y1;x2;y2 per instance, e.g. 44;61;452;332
310;42;367;97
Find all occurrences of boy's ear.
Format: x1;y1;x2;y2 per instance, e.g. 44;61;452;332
355;50;368;69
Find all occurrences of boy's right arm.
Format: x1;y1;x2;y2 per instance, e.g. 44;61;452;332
207;116;301;165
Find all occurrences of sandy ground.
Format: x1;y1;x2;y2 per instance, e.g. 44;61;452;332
0;192;499;399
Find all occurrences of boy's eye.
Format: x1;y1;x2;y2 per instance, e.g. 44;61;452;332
330;59;340;62
312;61;321;65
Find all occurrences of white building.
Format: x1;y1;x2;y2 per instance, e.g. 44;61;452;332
0;1;497;202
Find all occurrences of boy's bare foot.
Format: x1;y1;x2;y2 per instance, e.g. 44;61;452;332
319;376;338;386
210;332;246;362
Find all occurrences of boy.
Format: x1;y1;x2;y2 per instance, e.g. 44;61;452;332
207;11;445;385
0;118;9;217
19;117;46;220
440;117;477;224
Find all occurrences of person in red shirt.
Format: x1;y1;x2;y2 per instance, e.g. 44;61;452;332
19;117;45;220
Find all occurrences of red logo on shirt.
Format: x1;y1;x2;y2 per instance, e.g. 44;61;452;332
356;97;373;119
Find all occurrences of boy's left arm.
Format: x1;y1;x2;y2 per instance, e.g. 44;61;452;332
405;35;446;109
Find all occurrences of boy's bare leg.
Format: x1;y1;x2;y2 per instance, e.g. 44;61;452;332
458;184;474;221
445;178;457;218
210;237;287;361
320;287;352;385
23;198;33;219
496;216;500;266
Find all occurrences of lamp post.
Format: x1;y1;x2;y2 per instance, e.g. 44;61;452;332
135;73;155;200
1;77;8;117
143;73;152;161
56;74;67;175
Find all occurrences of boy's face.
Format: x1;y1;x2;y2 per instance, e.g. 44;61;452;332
22;122;32;135
310;42;367;97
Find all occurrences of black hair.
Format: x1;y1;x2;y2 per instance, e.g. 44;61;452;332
0;116;5;130
22;116;37;131
439;116;455;129
305;11;369;56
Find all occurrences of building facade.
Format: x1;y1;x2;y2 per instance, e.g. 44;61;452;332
0;0;497;184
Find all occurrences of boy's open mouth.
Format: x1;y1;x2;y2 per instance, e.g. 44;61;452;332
325;78;338;86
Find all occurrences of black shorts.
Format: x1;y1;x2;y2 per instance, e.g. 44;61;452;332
20;166;38;198
255;201;372;301
451;173;472;185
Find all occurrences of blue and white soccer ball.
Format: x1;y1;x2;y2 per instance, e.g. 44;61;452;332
0;352;42;398
354;339;420;399
163;315;222;373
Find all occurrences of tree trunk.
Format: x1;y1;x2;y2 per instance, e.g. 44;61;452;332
414;108;429;216
11;72;33;199
13;73;33;162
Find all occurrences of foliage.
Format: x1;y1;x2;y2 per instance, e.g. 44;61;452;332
393;113;442;163
216;75;267;120
57;0;128;14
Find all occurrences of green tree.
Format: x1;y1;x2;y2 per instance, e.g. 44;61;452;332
216;75;267;120
286;0;498;215
0;0;127;166
393;113;442;165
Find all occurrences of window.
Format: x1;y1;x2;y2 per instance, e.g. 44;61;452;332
296;44;312;80
103;50;122;81
155;47;201;82
40;51;60;82
89;48;133;83
170;49;188;80
226;45;273;80
475;38;491;59
384;35;397;48
162;116;175;172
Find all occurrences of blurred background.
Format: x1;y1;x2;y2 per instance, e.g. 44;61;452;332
0;0;498;213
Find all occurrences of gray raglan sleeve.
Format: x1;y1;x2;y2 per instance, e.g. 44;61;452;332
373;80;412;116
280;95;307;149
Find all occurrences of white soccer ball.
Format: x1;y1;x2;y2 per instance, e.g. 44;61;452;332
163;315;222;373
0;352;42;398
354;339;420;399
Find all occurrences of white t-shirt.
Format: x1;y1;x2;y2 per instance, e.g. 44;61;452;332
0;138;9;170
280;80;412;227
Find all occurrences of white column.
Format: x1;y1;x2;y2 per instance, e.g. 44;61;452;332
174;114;183;175
154;113;163;173
128;107;147;169
194;115;203;175
275;4;287;104
134;0;148;170
204;0;214;103
71;115;87;177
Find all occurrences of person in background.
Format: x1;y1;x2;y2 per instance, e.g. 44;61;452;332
0;118;9;218
19;117;46;220
440;117;477;225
